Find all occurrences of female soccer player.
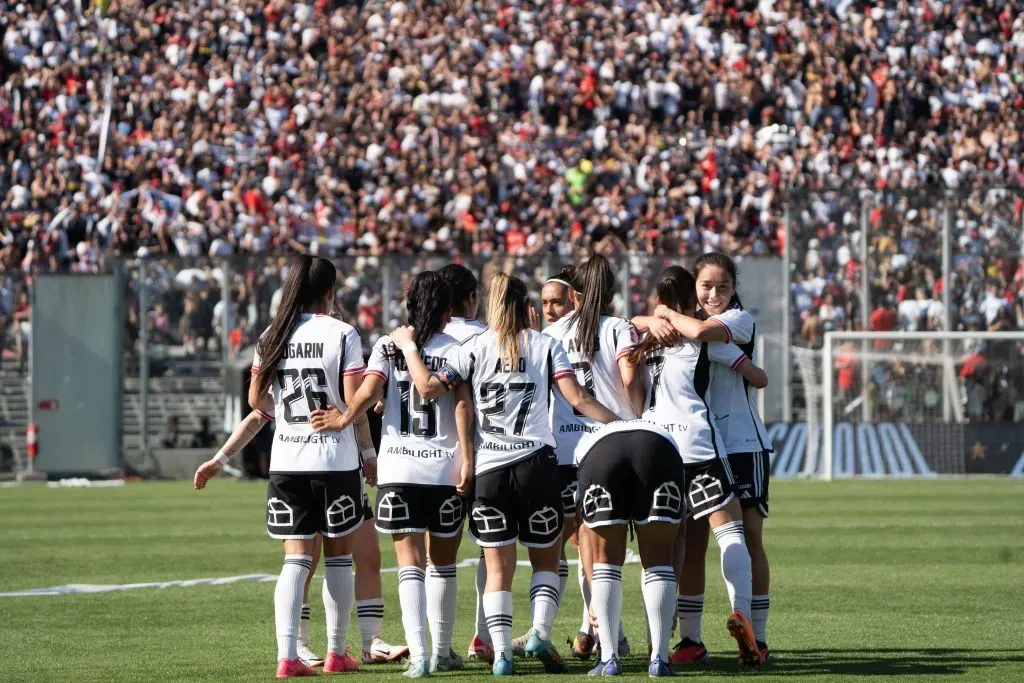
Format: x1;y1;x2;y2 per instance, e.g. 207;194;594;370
540;265;580;326
628;265;767;669
246;254;371;679
540;256;644;661
392;272;621;676
641;254;774;663
310;271;475;678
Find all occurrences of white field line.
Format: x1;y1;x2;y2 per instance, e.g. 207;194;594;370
0;551;643;598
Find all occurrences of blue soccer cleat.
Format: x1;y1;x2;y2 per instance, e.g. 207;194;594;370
492;654;515;676
525;632;568;673
588;655;622;676
648;655;676;677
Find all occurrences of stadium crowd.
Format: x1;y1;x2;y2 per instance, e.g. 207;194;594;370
2;0;1024;384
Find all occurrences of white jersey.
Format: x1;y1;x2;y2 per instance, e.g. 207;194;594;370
444;316;487;343
252;314;365;473
543;313;639;464
440;329;574;474
641;340;746;464
706;308;772;454
709;306;754;345
366;332;464;487
574;419;679;466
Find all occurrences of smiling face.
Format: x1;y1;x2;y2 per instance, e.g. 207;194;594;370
695;264;735;317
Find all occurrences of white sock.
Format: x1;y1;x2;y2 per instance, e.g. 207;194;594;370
276;555;312;661
356;598;384;652
577;562;593;636
677;594;704;643
482;591;513;661
398;566;428;661
298;603;311;647
322;555;354;655
751;595;770;642
713;521;752;617
426;564;458;657
642;567;676;662
558;560;570;601
474;550;490;642
590;563;622;662
529;571;561;641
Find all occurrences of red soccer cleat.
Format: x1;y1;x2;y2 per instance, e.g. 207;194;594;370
323;646;360;673
669;637;709;665
726;611;765;667
467;634;495;664
276;658;318;678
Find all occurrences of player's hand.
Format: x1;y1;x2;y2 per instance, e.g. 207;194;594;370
647;316;681;345
310;406;345;432
528;305;540;331
456;457;474;497
588;603;599;630
362;455;378;487
194;459;223;490
373;400;386;415
391;325;416;350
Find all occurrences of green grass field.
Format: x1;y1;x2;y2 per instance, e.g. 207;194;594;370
1;479;1022;682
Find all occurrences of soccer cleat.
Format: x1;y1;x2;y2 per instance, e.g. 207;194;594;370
570;631;596;660
618;633;631;658
467;634;495;663
757;641;771;663
297;644;325;668
669;637;708;665
276;658;318;678
403;658;430;678
648;655;675;677
525;632;568;674
324;646;360;673
492;654;515;676
429;650;465;673
588;655;622;676
362;637;410;664
726;612;764;667
510;629;532;658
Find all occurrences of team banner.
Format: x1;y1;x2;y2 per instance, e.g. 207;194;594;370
766;422;1024;477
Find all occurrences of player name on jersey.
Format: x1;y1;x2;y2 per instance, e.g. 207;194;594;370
282;342;325;359
391;350;446;373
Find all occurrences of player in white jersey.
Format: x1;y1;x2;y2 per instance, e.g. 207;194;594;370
193;397;408;670
391;272;621;676
629;265;767;668
540;264;579;325
541;256;644;661
242;255;373;678
311;271;473;677
638;254;774;664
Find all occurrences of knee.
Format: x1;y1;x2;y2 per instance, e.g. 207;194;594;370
357;543;382;574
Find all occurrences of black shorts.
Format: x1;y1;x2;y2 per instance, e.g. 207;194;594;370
728;451;770;517
577;429;685;527
469;447;564;548
375;484;466;537
266;471;365;539
558;465;579;518
362;490;374;522
684;458;738;520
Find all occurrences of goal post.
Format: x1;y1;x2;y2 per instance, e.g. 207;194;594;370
808;330;1024;479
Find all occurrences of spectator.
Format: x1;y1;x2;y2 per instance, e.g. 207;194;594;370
161;416;181;449
191;416;217;449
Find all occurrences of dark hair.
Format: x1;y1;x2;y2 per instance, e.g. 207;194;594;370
546;264;579;291
406;271;452;349
487;272;532;367
439;263;478;317
693;251;742;309
253;255;337;399
626;266;696;365
572;255;615;361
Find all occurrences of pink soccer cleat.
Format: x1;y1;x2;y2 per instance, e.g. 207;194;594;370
276;658;318;678
323;646;360;674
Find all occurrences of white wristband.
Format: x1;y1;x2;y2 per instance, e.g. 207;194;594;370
399;341;418;354
361;448;377;461
214;451;231;466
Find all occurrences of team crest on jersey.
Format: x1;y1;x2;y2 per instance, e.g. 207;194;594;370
561;480;578;502
528;506;560;536
267;498;294;527
376;492;410;523
438;496;463;528
688;475;723;509
628;323;640;345
582;484;614;516
651;482;683;514
471;505;508;533
327;495;359;528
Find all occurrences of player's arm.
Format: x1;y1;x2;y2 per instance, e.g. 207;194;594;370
709;342;769;389
735;357;769;389
556;375;620;424
618;355;646;417
631;315;683;345
390;325;456;399
194;400;274;490
343;372;379;486
654;305;730;342
454;382;475;496
310;374;385;433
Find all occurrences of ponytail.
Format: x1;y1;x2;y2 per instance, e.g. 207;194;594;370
572;255;616;361
487;272;531;368
406;271;452;349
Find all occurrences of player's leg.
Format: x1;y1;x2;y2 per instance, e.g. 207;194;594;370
393;531;430;678
742;451;771;659
319;472;364;674
671;520;709;665
568;527;597;660
354;493;408;665
637;522;681;677
467;549;493;662
707;497;763;668
482;544;518;675
585;522;627;676
424;486;467;672
296;535;324;667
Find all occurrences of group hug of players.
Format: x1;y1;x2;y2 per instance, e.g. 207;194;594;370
194;252;773;679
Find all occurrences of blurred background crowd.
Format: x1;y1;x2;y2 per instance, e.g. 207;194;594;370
2;0;1024;422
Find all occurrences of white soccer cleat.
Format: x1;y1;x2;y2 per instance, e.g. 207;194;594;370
362;636;410;664
296;643;324;668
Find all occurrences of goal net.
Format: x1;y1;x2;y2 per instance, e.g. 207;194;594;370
801;331;1024;479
